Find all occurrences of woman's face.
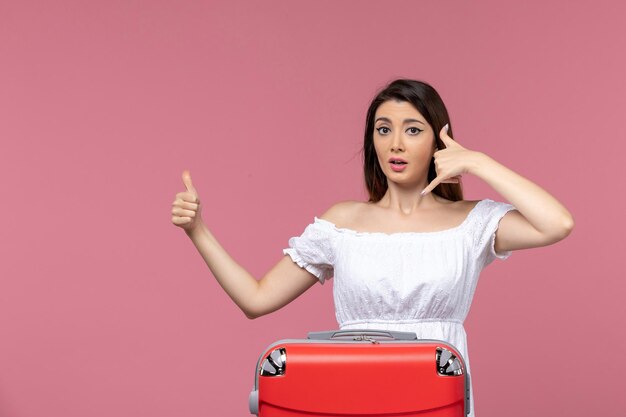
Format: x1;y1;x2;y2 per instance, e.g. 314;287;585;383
373;99;436;186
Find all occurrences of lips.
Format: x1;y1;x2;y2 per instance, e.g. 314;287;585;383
389;158;408;165
388;158;407;172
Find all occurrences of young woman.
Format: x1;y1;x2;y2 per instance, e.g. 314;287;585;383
171;79;574;416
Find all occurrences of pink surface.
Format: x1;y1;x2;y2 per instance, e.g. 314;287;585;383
0;1;623;416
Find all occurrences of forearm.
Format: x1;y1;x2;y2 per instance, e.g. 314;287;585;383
185;222;259;318
469;152;575;237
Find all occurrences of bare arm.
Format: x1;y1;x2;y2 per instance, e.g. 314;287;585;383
174;170;322;319
420;127;574;253
185;222;319;319
469;152;575;252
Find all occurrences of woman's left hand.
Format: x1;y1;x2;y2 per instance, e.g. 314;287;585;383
420;125;482;195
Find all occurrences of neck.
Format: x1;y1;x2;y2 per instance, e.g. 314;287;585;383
376;183;438;216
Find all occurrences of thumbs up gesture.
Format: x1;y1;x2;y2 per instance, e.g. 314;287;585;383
171;170;204;232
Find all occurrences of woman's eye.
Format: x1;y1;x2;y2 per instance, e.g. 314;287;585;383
376;126;422;135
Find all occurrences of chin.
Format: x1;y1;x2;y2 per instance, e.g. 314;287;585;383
386;176;421;185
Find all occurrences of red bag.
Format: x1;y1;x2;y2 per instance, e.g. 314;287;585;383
249;329;471;416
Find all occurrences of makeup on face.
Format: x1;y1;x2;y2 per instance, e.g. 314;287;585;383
389;157;408;172
374;101;434;176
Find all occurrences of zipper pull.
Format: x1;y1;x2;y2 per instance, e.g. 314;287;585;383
354;335;380;344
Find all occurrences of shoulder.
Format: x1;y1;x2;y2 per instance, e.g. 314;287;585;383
468;198;517;235
474;198;513;213
318;200;368;226
453;198;481;210
434;196;482;214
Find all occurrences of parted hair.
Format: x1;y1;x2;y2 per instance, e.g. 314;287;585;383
362;79;464;203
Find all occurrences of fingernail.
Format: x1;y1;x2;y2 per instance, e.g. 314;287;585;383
444;123;449;132
420;190;426;195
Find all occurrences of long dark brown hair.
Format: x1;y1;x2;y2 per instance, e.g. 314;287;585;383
362;79;464;203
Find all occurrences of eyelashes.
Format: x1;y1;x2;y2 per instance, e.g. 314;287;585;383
375;127;423;135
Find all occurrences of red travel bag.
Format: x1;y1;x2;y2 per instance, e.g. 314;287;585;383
249;329;471;416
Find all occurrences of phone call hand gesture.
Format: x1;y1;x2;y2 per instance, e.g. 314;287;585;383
171;170;204;232
421;125;480;195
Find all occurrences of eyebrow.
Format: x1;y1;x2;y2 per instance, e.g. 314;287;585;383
375;117;425;125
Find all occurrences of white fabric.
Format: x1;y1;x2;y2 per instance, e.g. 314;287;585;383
283;198;516;417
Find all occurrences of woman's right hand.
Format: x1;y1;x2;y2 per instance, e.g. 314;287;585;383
171;170;204;233
170;168;321;320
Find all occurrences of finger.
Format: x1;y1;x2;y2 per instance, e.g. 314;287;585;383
175;192;199;203
182;170;197;195
421;175;445;195
439;124;449;139
439;124;456;147
173;207;196;217
440;174;462;183
172;216;192;225
173;200;199;210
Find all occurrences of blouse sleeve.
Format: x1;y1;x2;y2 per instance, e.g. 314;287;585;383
282;217;337;285
473;199;517;268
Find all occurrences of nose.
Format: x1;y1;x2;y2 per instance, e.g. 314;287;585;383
390;132;404;152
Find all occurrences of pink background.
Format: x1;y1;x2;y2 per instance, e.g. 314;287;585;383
0;0;623;416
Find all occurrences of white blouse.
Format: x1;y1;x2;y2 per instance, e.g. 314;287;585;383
283;198;517;417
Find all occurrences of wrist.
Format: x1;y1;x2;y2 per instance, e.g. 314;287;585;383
468;151;491;176
185;220;207;239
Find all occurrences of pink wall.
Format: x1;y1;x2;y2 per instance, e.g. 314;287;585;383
0;0;623;416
